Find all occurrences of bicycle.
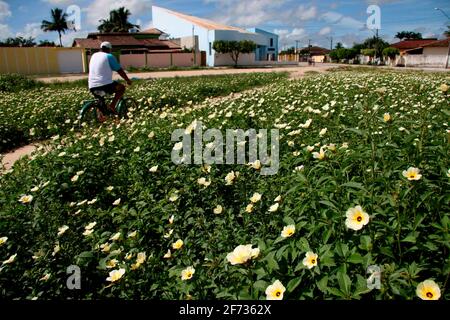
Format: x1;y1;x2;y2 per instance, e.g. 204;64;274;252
79;90;138;125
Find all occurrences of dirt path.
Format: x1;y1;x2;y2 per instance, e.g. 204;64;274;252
36;63;339;83
1;144;37;171
2;65;335;171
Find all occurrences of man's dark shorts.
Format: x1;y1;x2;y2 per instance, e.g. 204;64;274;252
90;81;120;97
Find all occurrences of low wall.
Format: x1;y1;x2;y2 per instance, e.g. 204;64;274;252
404;54;448;68
120;52;203;69
0;47;86;75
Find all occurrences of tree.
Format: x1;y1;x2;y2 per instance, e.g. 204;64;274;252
0;36;36;47
38;40;57;47
213;40;257;67
41;8;70;47
279;47;295;55
335;42;344;49
395;31;423;40
382;47;400;59
98;7;140;33
363;36;389;60
445;25;450;38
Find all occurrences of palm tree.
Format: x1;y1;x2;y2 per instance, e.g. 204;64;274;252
98;7;140;33
41;8;69;47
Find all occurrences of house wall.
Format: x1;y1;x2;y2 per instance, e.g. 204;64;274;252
152;6;215;66
214;52;255;66
0;47;86;75
404;54;448;68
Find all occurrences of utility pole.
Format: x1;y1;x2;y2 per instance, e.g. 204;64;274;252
330;37;333;50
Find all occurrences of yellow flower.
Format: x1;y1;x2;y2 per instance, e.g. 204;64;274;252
416;280;441;300
106;186;114;192
402;167;422;181
249;160;262;170
226;244;259;265
383;113;391;122
268;203;279;212
169;193;179;202
57;225;69;236
213;205;223;214
110;232;121;241
245;203;254;213
306;145;315;152
71;175;79;182
85;222;96;230
136;252;146;264
440;83;449;93
319;128;327;136
163;249;172;259
281;225;295;238
19;195;33;204
164;229;174;238
0;236;8;246
181;266;195;281
345;206;370;231
125;252;133;260
127;231;137;238
225;171;239;185
100;243;111;253
106;268;126;282
265;280;286;300
2;253;17;265
312;148;326;160
52;243;60;256
250;192;262;203
40;273;51;281
31;186;40;192
197;177;211;187
106;259;118;269
134;146;140;152
302;251;318;269
172;239;184;250
112;198;121;206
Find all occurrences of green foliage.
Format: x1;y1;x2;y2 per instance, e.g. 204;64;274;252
361;49;376;57
0;36;36;47
395;31;423;40
0;73;287;152
382;47;400;59
0;70;449;300
98;7;140;33
41;8;70;47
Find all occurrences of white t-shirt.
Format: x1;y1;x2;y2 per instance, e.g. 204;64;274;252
88;52;121;89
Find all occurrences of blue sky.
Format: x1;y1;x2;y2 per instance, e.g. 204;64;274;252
0;0;449;48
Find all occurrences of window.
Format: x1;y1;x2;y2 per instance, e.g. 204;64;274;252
209;42;212;55
270;38;274;47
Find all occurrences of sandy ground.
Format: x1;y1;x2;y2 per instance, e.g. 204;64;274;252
36;63;339;83
1;144;37;171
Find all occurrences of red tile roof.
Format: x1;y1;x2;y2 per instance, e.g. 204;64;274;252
421;38;450;48
390;39;438;50
141;28;165;35
73;33;181;51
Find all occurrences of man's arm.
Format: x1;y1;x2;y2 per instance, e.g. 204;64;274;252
107;54;132;85
117;68;132;86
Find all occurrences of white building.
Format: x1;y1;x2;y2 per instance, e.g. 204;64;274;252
152;6;279;67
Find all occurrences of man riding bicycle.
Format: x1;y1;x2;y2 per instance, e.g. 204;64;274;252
88;41;132;122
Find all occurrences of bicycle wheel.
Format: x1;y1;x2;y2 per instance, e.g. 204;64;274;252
79;100;101;126
117;97;138;119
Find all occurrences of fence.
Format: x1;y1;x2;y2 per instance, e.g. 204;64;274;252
0;47;86;75
403;54;448;68
119;52;205;69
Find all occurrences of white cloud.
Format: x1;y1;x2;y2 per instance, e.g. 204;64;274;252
60;29;89;46
0;0;11;21
319;26;331;35
321;11;365;31
42;0;73;4
16;23;44;39
0;23;11;39
85;0;152;28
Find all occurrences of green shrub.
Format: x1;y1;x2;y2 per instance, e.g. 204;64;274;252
0;74;38;92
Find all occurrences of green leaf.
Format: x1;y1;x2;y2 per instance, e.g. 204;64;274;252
359;235;372;251
401;234;416;243
253;280;268;292
286;277;302;293
264;252;279;272
347;253;364;264
317;276;328;293
337;270;351;296
328;287;345;298
283;216;295;226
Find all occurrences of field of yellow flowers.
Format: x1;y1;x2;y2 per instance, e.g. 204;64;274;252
0;70;449;300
